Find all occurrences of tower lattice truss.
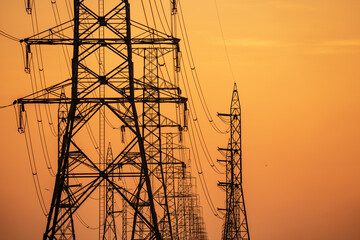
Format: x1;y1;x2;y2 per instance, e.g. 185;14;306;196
218;84;250;240
15;0;207;239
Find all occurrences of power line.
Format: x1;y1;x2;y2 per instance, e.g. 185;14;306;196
187;117;220;217
0;103;13;109
24;111;48;216
0;30;20;41
159;0;171;33
28;56;56;177
177;1;229;134
213;0;236;81
152;0;168;34
180;45;226;174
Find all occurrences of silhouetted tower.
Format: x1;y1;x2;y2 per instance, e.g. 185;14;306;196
164;133;179;238
14;0;187;239
57;87;75;239
218;83;250;240
104;143;117;240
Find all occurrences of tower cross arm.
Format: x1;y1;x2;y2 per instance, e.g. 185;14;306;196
218;147;232;152
14;96;187;105
217;112;231;117
22;37;180;46
20;20;74;45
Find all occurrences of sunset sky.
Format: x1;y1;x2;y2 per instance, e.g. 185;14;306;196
0;0;359;239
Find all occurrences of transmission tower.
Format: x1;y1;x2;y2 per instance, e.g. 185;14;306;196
218;83;250;240
14;0;189;239
104;143;117;240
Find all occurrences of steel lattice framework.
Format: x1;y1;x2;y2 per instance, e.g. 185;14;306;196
13;0;197;239
218;83;250;240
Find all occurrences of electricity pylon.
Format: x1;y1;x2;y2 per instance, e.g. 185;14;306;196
104;143;117;240
218;83;250;240
14;0;187;239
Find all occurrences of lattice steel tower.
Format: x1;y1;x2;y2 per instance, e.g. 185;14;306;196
15;0;188;239
218;83;250;240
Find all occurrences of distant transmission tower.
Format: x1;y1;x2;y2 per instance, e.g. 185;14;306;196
14;0;189;239
218;83;250;240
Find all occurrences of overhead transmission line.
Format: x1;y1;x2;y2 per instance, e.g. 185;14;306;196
23;110;49;217
149;0;167;34
177;1;229;135
175;1;226;216
181;75;224;215
0;30;20;41
186;117;222;218
150;0;229;176
213;0;236;81
180;59;225;175
158;0;171;33
0;103;13;109
175;4;227;174
139;0;224;218
24;0;57;176
24;0;58;138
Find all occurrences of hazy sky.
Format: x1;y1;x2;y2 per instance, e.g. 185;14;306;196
0;0;360;239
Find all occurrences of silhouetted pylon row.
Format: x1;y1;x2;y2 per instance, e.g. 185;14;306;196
14;0;207;239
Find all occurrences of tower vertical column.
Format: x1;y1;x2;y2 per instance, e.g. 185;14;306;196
99;0;106;237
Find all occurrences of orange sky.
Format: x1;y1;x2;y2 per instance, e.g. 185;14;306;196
0;0;360;239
